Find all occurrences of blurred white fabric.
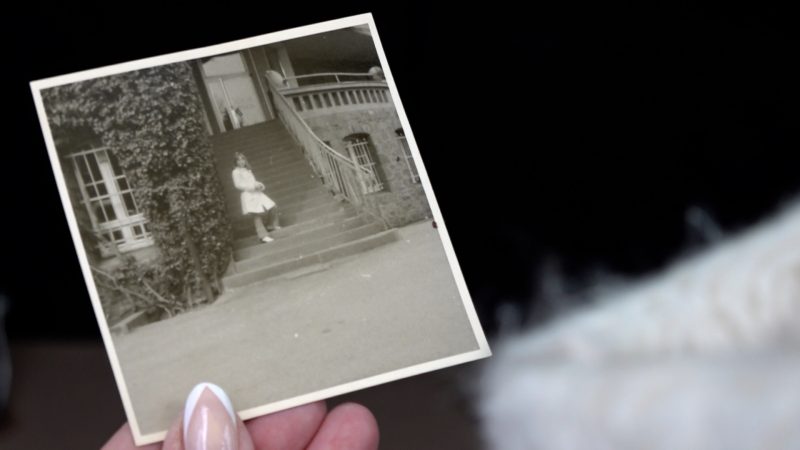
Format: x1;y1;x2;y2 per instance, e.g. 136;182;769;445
480;201;800;450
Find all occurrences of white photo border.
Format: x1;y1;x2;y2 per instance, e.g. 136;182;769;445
30;12;491;446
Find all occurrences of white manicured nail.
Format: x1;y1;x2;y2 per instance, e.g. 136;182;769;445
183;382;237;450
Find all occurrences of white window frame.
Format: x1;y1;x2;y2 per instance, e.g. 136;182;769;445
344;135;384;194
395;129;420;183
67;147;153;256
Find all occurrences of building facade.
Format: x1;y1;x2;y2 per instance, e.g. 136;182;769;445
60;26;430;270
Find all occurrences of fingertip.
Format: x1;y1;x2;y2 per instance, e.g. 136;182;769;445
246;401;328;449
102;423;162;450
160;413;184;450
308;402;379;450
237;416;256;450
333;402;380;446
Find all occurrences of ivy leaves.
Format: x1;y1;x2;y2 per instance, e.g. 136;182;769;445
43;61;232;310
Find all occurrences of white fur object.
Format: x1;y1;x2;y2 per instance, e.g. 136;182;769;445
480;202;800;450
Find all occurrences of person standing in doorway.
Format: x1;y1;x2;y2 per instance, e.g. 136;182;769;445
232;152;281;243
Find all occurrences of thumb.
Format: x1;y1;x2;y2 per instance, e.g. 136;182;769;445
175;382;254;450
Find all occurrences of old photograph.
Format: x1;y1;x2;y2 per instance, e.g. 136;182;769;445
30;14;489;445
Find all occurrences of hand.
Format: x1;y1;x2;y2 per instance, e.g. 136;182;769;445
102;383;379;450
255;182;265;191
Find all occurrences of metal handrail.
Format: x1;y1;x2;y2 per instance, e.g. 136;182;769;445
267;80;353;164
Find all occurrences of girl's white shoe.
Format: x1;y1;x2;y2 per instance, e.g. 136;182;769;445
261;236;274;243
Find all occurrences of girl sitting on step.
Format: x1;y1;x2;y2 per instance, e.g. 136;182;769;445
232;152;281;243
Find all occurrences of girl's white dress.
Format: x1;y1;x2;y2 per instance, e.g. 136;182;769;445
232;167;276;215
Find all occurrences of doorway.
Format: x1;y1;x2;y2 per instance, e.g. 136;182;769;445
201;53;267;133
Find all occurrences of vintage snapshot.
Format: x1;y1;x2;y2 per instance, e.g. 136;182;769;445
30;14;489;445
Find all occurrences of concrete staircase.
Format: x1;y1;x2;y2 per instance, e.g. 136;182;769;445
210;121;397;290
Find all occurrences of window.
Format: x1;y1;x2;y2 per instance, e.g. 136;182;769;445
344;134;384;194
396;129;420;183
67;147;153;255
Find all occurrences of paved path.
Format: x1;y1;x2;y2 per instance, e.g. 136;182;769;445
112;220;481;436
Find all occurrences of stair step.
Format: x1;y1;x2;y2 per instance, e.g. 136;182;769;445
247;158;309;175
209;122;289;140
252;164;315;186
224;181;326;211
258;178;325;201
234;221;387;272
225;185;331;213
249;160;310;176
232;205;359;250
214;145;303;165
245;149;306;166
211;132;296;144
222;229;400;290
210;123;290;137
231;201;348;235
260;173;321;192
228;192;336;224
216;154;306;175
219;165;317;200
233;214;372;260
212;144;300;160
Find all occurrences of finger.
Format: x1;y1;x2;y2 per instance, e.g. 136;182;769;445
246;401;328;450
101;423;160;450
306;403;379;450
160;414;184;450
237;416;256;450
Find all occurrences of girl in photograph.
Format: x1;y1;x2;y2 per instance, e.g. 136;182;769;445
232;152;281;243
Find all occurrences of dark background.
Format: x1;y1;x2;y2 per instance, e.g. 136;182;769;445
2;4;799;338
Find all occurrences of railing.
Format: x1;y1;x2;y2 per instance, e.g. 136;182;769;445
274;72;393;116
264;73;382;210
284;72;379;86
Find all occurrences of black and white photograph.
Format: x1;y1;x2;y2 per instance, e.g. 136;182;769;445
30;14;489;445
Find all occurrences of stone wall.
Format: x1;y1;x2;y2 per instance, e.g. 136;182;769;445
304;106;431;228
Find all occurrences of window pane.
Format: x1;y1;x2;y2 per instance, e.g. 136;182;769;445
108;151;124;176
103;201;117;222
86;153;102;181
133;225;144;237
112;230;124;242
86;185;97;198
77;155;92;183
117;177;129;190
97;183;108;196
123;193;137;215
92;201;108;222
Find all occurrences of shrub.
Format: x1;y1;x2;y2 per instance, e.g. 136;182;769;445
42;62;232;312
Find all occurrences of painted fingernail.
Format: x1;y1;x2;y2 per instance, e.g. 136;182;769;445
183;382;238;450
